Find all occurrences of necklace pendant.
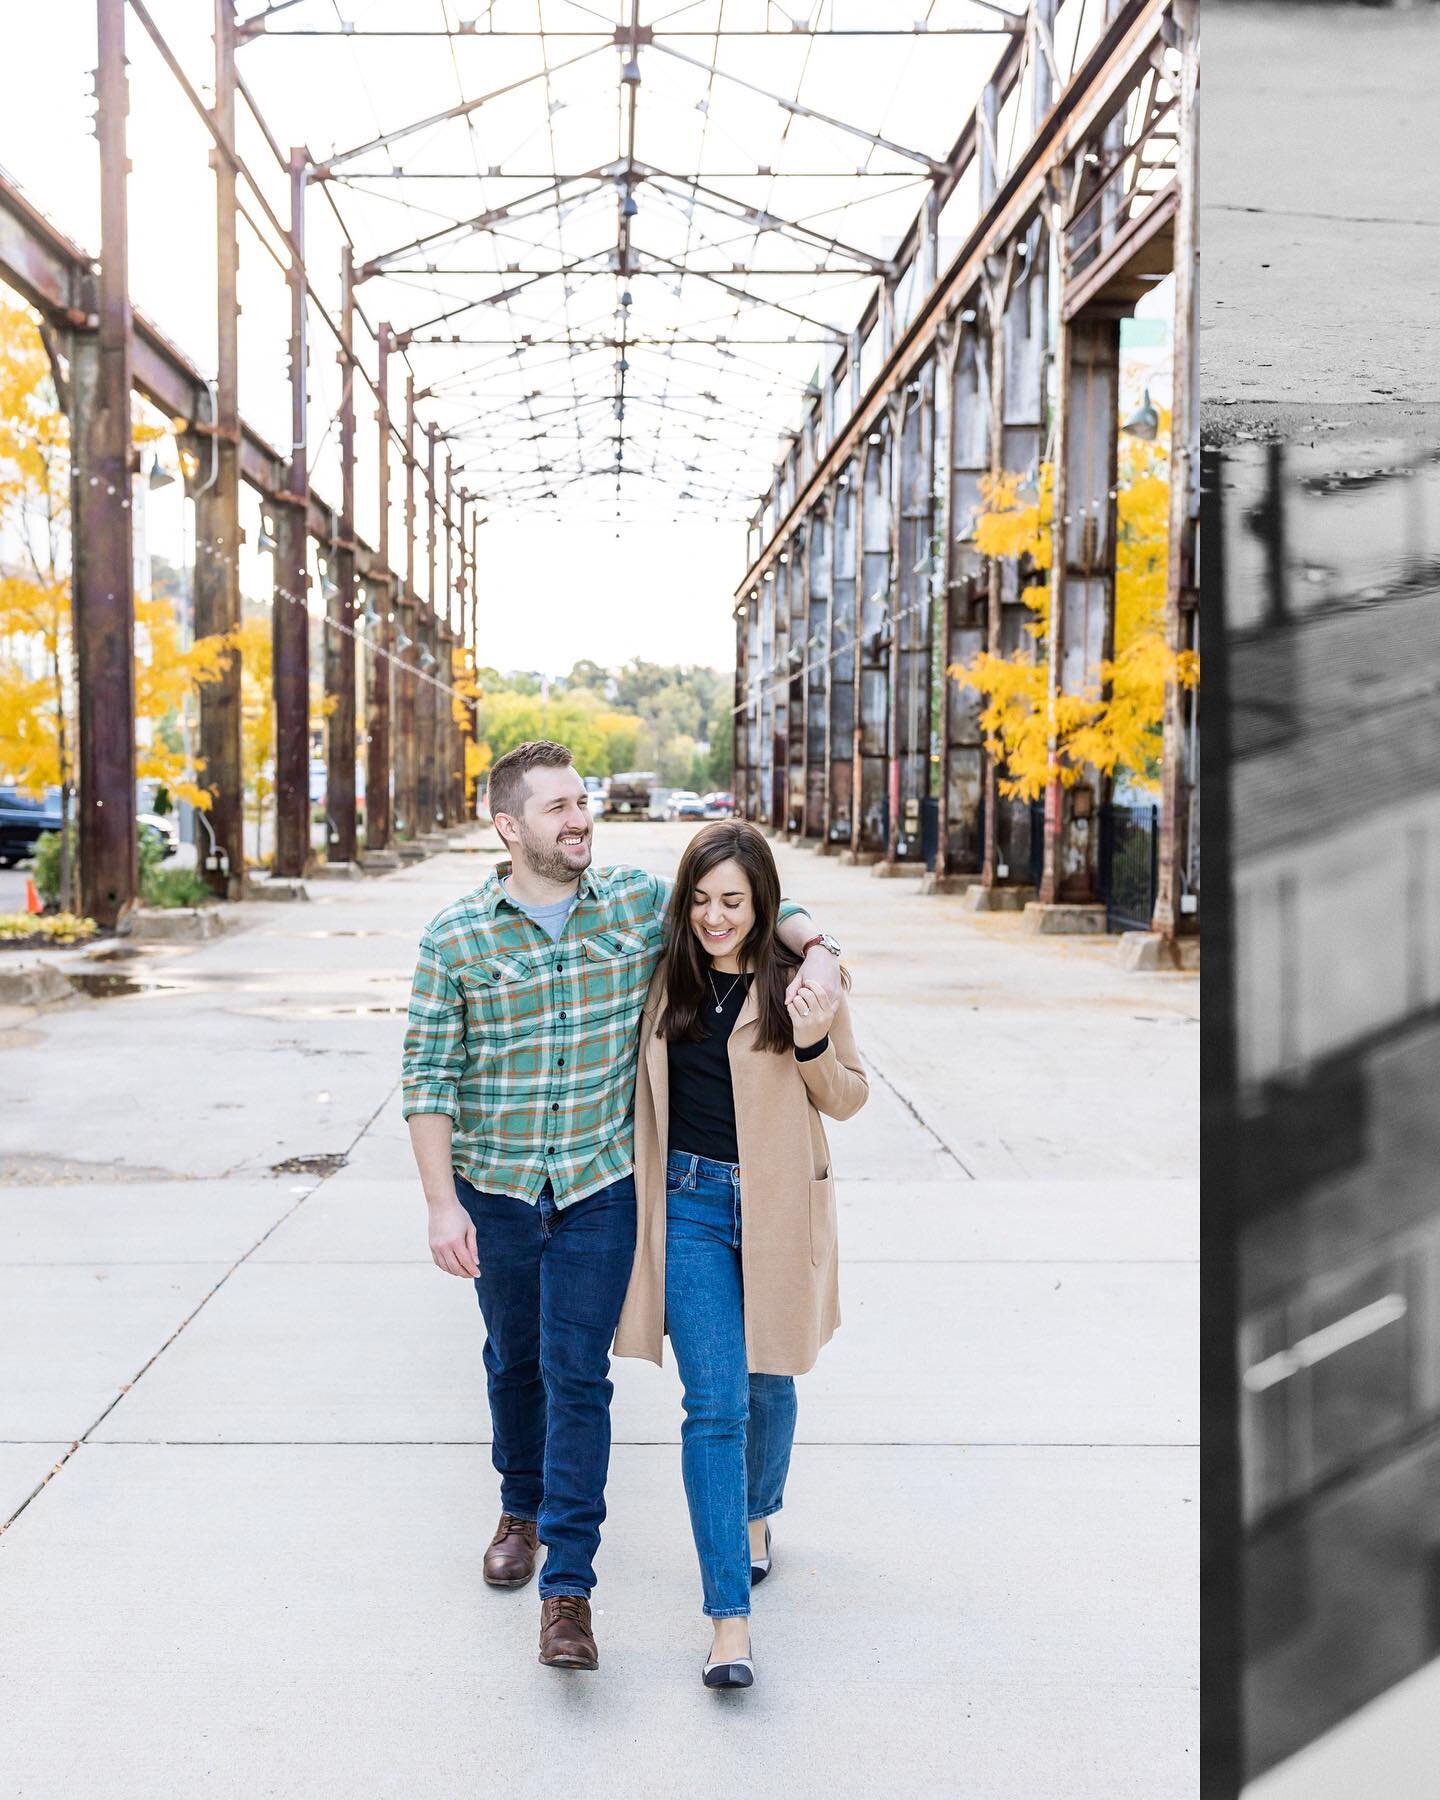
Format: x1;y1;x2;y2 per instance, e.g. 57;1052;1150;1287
715;1003;723;1013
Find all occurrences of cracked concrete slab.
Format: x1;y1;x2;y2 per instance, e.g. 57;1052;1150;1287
1;820;1196;1792
1205;2;1440;443
0;1441;1195;1800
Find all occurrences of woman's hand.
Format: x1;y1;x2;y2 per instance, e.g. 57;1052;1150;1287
787;978;838;1049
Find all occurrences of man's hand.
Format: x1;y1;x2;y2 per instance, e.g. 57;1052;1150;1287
428;1194;479;1279
787;978;838;1049
786;943;841;1009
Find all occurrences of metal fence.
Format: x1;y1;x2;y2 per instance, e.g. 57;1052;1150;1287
1100;802;1160;932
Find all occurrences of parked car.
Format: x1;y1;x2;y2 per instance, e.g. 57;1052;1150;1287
702;791;735;818
0;786;63;864
605;770;656;819
665;790;707;821
137;811;179;859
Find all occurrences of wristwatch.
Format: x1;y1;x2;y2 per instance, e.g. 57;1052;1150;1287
801;932;842;958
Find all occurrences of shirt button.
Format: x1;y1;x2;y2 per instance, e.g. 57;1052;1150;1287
559;1011;567;1020
551;1103;559;1112
557;1058;565;1067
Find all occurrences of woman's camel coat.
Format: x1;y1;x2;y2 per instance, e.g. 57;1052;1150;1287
613;966;868;1377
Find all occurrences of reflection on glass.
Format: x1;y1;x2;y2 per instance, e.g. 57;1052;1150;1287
1219;445;1440;1791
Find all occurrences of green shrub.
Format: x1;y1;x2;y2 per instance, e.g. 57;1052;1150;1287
31;826;73;907
33;824;210;910
143;864;213;908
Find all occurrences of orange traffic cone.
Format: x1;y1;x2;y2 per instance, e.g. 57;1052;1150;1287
23;877;44;915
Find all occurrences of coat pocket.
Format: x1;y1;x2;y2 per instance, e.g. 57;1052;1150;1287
808;1174;835;1268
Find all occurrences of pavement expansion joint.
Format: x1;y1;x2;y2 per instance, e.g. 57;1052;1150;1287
0;1084;398;1537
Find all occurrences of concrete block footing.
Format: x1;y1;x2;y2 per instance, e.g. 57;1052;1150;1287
1020;902;1107;935
309;861;364;881
871;859;925;879
919;873;981;897
394;842;429;864
122;905;229;938
0;960;76;1006
963;883;1035;913
1116;931;1201;972
359;850;402;873
839;849;884;867
419;834;450;853
244;878;309;904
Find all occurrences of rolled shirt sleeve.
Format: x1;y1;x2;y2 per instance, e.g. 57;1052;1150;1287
401;930;466;1121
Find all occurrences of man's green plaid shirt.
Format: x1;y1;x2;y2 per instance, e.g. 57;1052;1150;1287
402;860;808;1208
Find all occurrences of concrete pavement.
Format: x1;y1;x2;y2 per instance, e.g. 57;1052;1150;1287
1205;2;1440;446
0;823;1197;1798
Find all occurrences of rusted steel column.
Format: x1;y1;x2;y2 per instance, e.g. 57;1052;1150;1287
769;552;790;829
757;567;777;827
825;470;856;847
192;0;244;899
365;321;394;851
272;146;311;880
784;531;806;834
393;373;418;839
979;255;1012;888
326;242;358;864
890;374;934;863
1153;0;1199;939
852;429;891;857
72;0;138;928
441;445;455;826
1041;312;1120;905
938;323;988;878
414;423;438;834
803;504;830;840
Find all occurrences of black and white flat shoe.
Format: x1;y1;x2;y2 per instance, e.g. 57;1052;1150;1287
702;1651;755;1690
750;1521;772;1585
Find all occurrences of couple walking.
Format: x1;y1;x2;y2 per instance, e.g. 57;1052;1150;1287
402;740;866;1689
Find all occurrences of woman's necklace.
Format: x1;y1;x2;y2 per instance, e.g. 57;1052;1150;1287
707;969;745;1015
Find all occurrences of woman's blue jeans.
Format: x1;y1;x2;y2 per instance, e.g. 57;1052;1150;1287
664;1149;798;1619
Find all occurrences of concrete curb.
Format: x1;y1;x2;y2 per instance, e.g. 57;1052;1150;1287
0;959;76;1007
120;907;228;941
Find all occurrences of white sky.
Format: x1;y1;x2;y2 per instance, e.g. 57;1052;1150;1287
4;2;1160;677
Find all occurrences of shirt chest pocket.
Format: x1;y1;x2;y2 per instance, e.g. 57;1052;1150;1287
579;928;651;1017
460;952;539;1038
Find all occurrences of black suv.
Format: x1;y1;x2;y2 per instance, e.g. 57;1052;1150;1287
0;787;63;866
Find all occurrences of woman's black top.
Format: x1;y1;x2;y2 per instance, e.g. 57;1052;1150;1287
666;971;829;1165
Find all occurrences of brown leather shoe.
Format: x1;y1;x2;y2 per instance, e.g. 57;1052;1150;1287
483;1513;539;1588
538;1595;599;1670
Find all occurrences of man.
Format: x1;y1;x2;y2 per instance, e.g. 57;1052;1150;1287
402;740;843;1672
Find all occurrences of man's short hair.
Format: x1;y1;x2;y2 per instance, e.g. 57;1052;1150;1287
486;740;574;822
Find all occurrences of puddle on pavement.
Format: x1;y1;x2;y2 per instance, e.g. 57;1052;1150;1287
67;972;198;999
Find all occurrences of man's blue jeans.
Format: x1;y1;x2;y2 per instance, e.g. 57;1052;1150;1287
664;1149;799;1619
454;1171;637;1600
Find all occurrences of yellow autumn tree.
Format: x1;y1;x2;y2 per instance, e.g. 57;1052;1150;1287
451;643;489;809
948;417;1199;799
0;300;237;820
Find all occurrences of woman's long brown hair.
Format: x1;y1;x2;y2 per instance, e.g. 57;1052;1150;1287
658;820;842;1054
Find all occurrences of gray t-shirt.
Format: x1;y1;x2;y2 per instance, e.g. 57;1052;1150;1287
503;882;577;944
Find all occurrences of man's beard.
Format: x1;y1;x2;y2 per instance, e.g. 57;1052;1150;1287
514;816;591;883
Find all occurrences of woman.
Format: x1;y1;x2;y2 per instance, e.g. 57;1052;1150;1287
614;821;868;1689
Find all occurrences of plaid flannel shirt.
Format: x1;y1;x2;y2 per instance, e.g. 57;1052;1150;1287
402;860;809;1208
